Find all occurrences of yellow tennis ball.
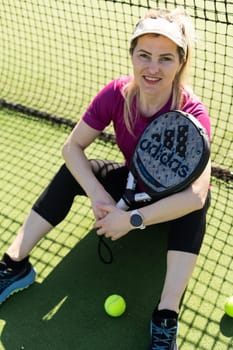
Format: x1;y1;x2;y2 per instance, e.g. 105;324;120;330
104;294;126;317
224;296;233;317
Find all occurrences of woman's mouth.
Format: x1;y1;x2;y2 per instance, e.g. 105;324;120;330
143;75;161;84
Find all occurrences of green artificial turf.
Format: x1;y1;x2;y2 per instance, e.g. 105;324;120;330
0;108;232;349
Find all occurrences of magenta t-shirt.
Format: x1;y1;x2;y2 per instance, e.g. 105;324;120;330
82;76;211;165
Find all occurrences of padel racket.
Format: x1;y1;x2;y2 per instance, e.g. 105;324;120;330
116;110;210;210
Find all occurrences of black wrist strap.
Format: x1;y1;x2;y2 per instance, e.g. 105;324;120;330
97;236;113;264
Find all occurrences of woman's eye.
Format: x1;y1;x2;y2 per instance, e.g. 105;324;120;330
139;53;149;59
160;56;173;62
134;52;150;62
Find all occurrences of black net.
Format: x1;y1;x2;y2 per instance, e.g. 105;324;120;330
0;0;232;173
0;1;232;349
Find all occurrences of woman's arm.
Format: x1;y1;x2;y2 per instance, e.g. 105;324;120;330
62;119;116;219
140;158;211;226
95;159;211;239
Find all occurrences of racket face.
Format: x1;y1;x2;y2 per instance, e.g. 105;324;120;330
132;110;210;199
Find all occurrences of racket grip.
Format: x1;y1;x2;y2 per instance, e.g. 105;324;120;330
134;192;152;202
116;191;152;210
116;189;136;210
116;198;129;210
126;171;136;189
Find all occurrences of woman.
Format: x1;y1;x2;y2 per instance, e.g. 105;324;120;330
0;8;211;350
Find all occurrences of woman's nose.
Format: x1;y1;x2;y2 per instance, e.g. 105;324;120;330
148;59;159;73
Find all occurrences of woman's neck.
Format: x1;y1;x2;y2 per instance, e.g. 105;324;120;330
138;90;172;117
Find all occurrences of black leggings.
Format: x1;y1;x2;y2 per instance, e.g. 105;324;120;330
33;163;210;255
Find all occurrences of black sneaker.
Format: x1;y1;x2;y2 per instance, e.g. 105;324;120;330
0;260;36;304
149;317;178;350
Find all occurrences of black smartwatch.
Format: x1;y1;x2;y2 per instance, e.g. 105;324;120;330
130;210;145;230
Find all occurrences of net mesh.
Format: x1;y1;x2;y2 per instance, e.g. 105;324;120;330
0;1;232;349
0;0;232;172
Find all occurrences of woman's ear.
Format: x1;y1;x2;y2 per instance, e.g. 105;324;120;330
178;60;185;73
175;60;185;79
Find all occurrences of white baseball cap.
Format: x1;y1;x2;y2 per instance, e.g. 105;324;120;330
131;17;187;58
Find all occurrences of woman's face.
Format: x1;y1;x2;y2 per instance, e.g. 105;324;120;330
131;34;182;98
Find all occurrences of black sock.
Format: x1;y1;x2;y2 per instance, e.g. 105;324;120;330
2;253;29;270
152;306;178;322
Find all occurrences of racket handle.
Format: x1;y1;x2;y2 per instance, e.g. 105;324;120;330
116;191;152;210
116;198;129;210
116;172;152;210
116;189;136;210
126;171;136;190
134;192;152;203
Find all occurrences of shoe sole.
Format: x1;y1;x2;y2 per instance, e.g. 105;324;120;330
0;267;36;304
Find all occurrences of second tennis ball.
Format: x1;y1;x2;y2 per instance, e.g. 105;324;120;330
104;294;126;317
224;296;233;317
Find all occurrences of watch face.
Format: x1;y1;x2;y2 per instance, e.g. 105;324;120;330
130;213;143;227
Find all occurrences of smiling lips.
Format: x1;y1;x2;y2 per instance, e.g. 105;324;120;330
143;75;161;84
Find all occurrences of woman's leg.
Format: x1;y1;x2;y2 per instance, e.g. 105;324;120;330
4;164;83;262
5;161;125;262
150;191;211;349
150;251;197;349
0;161;126;303
6;210;53;261
158;190;211;312
158;250;198;313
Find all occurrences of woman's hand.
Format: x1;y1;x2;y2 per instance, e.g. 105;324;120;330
89;188;116;221
94;204;131;241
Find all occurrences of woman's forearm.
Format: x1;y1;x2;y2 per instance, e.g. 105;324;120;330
62;141;105;199
61;120;107;199
139;186;205;226
139;160;211;226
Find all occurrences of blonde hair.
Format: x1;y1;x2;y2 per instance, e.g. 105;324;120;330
122;8;195;134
